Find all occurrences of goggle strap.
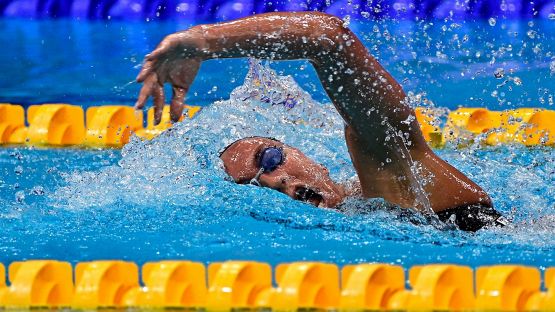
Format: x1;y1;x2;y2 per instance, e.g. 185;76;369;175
250;167;265;186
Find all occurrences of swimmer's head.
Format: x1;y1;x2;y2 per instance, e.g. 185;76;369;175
219;137;346;208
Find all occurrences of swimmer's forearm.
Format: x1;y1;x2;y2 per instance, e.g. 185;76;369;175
194;12;346;62
192;13;406;109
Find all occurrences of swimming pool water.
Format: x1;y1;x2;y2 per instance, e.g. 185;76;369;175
0;18;553;109
0;17;555;268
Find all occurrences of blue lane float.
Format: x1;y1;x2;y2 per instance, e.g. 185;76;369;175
1;0;554;19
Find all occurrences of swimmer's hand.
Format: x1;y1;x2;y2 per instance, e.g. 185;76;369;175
135;30;206;125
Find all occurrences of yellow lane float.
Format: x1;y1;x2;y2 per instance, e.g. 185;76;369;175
2;260;73;307
388;264;474;310
135;104;201;140
2;103;555;148
0;264;6;303
340;263;404;310
272;262;340;310
414;107;443;147
0;103;26;144
0;260;553;310
476;265;540;311
527;268;555;311
73;261;139;308
122;260;206;307
485;108;540;145
443;108;502;144
85;106;143;147
207;261;271;310
520;110;555;146
27;104;85;146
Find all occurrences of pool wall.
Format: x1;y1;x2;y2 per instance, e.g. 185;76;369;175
0;260;552;310
1;103;554;148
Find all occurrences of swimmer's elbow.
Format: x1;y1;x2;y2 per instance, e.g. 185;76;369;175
305;14;354;64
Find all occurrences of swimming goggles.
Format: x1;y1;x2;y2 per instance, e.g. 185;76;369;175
250;146;284;186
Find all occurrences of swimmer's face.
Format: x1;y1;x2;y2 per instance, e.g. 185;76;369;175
220;137;346;208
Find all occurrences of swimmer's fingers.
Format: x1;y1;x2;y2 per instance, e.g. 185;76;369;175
135;73;158;110
135;72;166;126
152;79;166;125
170;86;186;122
136;60;154;83
167;57;202;122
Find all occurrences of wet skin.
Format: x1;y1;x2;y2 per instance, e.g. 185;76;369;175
135;11;492;213
220;137;346;208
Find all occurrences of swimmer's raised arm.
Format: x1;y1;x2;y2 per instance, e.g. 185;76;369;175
136;12;412;144
136;11;492;214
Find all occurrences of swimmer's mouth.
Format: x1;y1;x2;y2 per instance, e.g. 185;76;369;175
295;186;324;207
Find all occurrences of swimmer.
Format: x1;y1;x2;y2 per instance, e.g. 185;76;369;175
135;12;508;231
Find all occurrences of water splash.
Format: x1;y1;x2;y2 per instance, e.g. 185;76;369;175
52;59;353;210
33;59;555;266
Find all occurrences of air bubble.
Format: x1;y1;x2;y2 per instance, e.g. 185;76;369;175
488;18;496;26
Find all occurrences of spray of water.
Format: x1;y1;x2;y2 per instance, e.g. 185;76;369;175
48;59;555;257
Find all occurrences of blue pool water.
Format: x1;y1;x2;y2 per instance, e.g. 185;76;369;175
0;18;555;268
1;18;554;109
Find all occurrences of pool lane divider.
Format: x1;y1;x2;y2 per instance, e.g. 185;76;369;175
0;103;202;147
1;103;555;148
0;260;554;311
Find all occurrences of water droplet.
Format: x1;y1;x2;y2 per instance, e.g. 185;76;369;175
15;191;25;203
549;13;555;20
488;18;497;26
31;186;45;196
342;15;351;27
527;30;537;39
494;68;505;79
14;166;23;175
